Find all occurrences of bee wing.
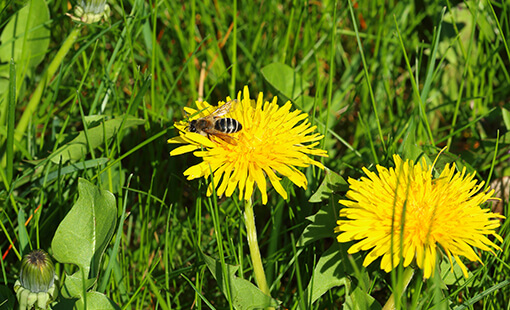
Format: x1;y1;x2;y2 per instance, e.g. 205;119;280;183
202;128;238;145
210;99;238;117
213;132;238;145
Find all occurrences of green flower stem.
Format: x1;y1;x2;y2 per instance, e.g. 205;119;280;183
243;198;271;298
382;267;415;310
11;26;82;155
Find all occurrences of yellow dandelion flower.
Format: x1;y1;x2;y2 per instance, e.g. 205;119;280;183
168;86;328;204
335;154;505;279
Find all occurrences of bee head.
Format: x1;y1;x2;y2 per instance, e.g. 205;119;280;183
188;120;197;132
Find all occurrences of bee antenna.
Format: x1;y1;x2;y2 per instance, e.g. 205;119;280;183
182;108;191;121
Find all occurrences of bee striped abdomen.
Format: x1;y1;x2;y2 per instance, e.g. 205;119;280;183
215;118;242;133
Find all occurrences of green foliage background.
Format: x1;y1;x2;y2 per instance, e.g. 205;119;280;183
1;0;509;308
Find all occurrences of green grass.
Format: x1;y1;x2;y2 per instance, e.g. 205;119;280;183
1;0;510;309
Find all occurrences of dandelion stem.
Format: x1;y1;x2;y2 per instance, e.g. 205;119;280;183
243;198;272;301
382;267;415;310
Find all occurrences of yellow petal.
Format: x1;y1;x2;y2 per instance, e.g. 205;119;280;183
185;132;216;148
183;163;209;180
262;166;287;200
167;86;328;205
167;136;188;144
170;144;199;156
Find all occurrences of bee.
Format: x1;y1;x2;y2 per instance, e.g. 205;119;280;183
188;99;243;144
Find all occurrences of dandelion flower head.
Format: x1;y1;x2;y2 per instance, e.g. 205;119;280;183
168;86;328;204
335;154;504;278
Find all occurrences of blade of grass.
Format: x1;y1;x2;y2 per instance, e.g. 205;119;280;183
98;174;133;292
393;15;435;146
348;0;387;153
181;273;217;310
230;0;237;96
5;59;16;185
323;0;337;157
11;26;81;156
420;8;446;105
487;1;510;68
453;279;510;310
446;2;478;150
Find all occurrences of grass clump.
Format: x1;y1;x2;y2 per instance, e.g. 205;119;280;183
1;0;509;309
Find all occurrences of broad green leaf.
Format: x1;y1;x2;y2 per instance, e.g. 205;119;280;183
38;157;109;186
400;117;423;162
201;252;280;310
99;161;125;194
261;62;309;100
302;244;353;306
308;167;347;203
0;0;50;68
14;158;110;189
17;208;29;255
344;285;382;310
38;158;110;186
297;202;338;247
293;94;316;112
55;289;120;310
50;117;145;164
502;107;510;131
75;292;120;310
440;259;474;287
51;179;117;292
431;151;458;174
60;273;96;299
83;115;109;125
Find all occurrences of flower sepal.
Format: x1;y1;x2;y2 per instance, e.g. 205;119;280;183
14;279;58;310
14;250;58;310
67;0;110;24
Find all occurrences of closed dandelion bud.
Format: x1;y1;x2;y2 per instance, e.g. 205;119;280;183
20;250;55;293
68;0;111;24
14;250;58;310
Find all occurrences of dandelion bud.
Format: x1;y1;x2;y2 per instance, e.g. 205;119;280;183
68;0;111;24
14;250;57;310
